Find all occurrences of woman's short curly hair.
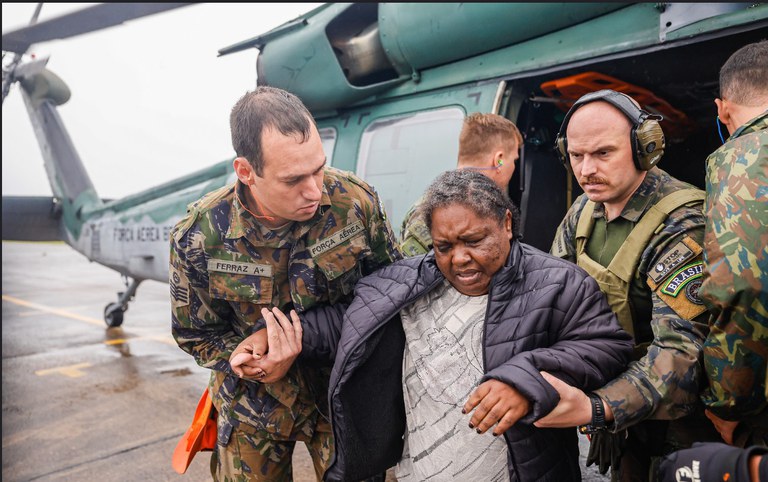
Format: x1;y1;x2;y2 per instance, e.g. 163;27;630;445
420;169;521;238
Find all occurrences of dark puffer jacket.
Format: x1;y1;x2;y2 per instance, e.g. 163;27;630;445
299;240;633;481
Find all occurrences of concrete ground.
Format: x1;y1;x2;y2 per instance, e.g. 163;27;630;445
2;241;607;481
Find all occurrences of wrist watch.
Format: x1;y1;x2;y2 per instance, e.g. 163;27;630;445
578;392;607;435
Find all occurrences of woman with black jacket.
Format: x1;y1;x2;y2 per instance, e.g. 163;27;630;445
232;170;633;481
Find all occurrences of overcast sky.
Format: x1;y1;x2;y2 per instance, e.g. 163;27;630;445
2;3;322;198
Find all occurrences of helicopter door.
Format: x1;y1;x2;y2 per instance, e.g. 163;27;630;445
328;80;504;231
500;87;572;252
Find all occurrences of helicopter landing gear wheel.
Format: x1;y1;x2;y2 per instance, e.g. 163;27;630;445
104;302;126;327
103;276;143;328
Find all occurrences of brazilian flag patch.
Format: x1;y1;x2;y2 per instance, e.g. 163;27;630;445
660;262;703;297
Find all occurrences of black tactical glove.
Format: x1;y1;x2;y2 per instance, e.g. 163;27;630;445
656;442;767;482
586;429;627;475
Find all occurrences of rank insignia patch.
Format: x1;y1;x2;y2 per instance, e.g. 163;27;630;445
170;268;189;308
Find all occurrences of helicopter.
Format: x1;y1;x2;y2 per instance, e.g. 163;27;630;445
3;2;767;328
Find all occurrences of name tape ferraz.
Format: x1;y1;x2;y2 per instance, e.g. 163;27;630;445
207;259;273;277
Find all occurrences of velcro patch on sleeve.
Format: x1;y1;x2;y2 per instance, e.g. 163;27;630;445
654;261;707;319
660;262;704;297
207;259;272;277
170;265;190;308
648;240;695;285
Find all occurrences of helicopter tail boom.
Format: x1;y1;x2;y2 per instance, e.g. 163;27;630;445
19;69;103;240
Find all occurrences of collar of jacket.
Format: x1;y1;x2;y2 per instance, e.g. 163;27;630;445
730;110;768;141
226;179;332;239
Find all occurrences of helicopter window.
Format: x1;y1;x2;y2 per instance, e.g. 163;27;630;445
357;107;465;228
318;127;337;163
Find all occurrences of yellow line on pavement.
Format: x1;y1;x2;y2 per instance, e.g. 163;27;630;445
105;335;175;346
147;334;177;346
2;294;176;346
35;362;93;378
2;295;104;327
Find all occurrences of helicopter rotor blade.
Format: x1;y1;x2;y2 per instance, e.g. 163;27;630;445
2;3;192;54
1;3;41;104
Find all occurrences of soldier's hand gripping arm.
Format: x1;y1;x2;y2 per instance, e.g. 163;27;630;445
230;307;302;383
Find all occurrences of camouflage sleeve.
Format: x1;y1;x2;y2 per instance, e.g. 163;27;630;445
169;221;243;375
699;133;768;420
596;215;710;431
363;185;403;274
549;195;585;262
399;199;432;257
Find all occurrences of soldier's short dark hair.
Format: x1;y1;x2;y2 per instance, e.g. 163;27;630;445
230;86;315;176
720;40;768;106
420;169;521;238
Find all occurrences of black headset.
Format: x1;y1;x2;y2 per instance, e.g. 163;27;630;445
555;89;665;172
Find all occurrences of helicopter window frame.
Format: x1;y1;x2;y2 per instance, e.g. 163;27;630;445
356;106;466;229
318;127;338;164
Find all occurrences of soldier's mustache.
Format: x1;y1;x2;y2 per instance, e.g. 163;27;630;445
579;176;609;185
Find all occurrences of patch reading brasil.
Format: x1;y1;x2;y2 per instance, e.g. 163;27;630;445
207;259;272;277
309;221;364;257
661;262;703;297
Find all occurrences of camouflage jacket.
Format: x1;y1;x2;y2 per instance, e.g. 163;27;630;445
699;111;768;422
399;197;432;257
170;167;401;443
551;167;710;431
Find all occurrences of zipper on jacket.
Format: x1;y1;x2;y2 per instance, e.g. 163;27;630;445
482;273;520;480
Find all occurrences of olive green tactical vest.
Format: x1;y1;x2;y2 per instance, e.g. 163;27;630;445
575;189;705;353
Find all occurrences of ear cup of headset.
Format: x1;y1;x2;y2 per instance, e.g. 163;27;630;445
633;118;665;170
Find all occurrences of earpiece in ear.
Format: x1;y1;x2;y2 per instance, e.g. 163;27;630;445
497;158;504;167
716;116;726;144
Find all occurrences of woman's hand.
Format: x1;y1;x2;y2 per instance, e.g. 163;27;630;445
463;379;531;436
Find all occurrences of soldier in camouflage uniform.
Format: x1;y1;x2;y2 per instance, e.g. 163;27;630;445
170;86;401;481
535;90;720;481
699;40;768;448
399;113;522;256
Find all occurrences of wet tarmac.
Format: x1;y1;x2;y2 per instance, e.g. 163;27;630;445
1;241;320;481
2;241;607;481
